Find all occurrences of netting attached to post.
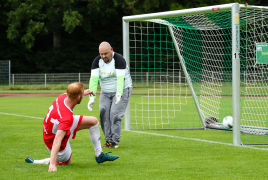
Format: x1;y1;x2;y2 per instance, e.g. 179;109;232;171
125;4;268;145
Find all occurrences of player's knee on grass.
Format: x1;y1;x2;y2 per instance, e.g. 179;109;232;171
56;158;71;165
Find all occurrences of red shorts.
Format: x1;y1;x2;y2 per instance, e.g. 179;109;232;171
57;153;72;165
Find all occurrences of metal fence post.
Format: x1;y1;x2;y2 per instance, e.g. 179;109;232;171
12;74;14;88
146;72;148;87
9;60;11;88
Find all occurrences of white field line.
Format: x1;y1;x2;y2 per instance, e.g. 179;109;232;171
0;112;43;119
1;112;268;151
130;130;268;151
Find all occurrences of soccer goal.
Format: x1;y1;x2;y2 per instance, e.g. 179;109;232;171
0;60;11;87
122;3;268;146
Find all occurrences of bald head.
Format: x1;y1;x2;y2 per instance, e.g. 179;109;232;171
99;41;111;50
99;41;113;63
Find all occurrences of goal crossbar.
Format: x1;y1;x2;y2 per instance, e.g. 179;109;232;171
123;4;249;22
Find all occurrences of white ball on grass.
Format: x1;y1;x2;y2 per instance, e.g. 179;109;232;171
223;116;233;128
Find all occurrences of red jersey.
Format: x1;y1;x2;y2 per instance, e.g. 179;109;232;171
43;94;77;151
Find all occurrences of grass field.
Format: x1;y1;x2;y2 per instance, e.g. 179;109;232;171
1;94;268;179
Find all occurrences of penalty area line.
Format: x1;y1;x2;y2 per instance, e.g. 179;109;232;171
128;130;268;151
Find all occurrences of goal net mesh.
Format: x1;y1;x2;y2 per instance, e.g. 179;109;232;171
128;7;268;144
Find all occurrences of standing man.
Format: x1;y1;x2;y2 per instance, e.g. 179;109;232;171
88;41;132;149
25;82;119;172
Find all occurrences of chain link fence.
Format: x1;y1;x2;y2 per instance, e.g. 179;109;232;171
4;71;235;89
5;71;186;89
8;73;91;89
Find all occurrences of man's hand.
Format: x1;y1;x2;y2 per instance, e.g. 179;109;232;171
88;97;95;111
48;129;66;172
48;164;57;172
84;89;95;96
115;93;121;105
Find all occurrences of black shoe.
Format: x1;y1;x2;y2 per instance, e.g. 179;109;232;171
102;142;111;149
109;142;119;148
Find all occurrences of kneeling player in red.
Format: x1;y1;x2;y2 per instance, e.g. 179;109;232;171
25;82;118;172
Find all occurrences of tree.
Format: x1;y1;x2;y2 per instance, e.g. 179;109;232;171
114;0;261;14
260;0;268;6
6;0;101;49
1;0;126;73
113;0;173;15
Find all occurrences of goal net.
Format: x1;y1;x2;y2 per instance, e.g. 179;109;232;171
123;4;268;145
0;60;11;86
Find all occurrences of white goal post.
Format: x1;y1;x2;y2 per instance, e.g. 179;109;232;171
123;3;268;146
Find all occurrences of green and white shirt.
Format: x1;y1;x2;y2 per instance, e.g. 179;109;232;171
89;52;132;98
